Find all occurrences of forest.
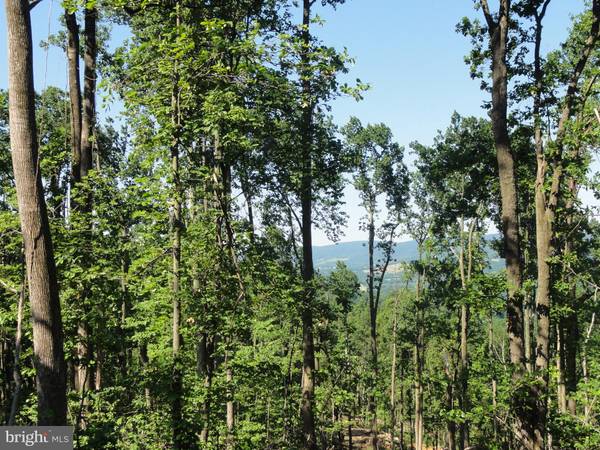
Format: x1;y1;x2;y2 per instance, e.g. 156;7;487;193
1;0;600;449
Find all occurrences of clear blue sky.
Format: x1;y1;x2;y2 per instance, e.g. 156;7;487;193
0;0;586;245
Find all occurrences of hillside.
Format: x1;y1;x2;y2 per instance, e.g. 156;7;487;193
314;235;504;289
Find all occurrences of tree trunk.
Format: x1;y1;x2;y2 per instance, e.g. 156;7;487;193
170;8;184;445
5;0;68;425
444;354;456;450
8;283;24;425
489;315;498;441
64;9;82;185
523;227;533;374
400;363;405;450
556;325;567;413
367;208;379;449
198;333;212;444
73;3;97;399
390;294;399;450
414;256;424;450
480;1;531;446
119;228;130;377
458;217;474;450
531;4;600;447
582;312;595;423
563;302;579;416
80;5;97;179
487;0;526;371
300;0;317;448
226;352;234;449
563;176;580;416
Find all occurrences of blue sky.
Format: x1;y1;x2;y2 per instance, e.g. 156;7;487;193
0;0;586;245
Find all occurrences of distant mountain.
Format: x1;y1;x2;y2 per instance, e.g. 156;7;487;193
313;235;504;290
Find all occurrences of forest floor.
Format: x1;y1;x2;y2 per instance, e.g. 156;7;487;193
342;427;438;449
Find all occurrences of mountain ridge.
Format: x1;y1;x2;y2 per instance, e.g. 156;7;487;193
313;235;503;288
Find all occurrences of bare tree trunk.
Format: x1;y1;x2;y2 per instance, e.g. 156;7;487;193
5;0;68;425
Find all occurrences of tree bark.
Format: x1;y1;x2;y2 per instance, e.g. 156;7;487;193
481;0;526;370
5;0;68;425
8;282;24;425
80;5;97;179
64;9;82;185
479;1;531;446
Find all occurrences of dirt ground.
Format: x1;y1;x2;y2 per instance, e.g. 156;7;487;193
340;427;440;449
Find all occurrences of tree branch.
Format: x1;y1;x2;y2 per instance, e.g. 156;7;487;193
479;0;496;30
535;0;552;22
0;278;19;295
28;0;44;11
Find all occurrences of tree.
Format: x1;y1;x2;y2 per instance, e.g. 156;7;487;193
4;0;67;425
459;1;534;445
343;116;408;448
404;174;434;450
524;2;600;446
413;112;495;450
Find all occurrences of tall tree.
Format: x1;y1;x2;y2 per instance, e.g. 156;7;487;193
413;113;495;450
526;1;600;446
4;0;67;425
343;116;408;448
298;2;317;446
64;4;81;185
460;1;532;445
295;0;351;446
